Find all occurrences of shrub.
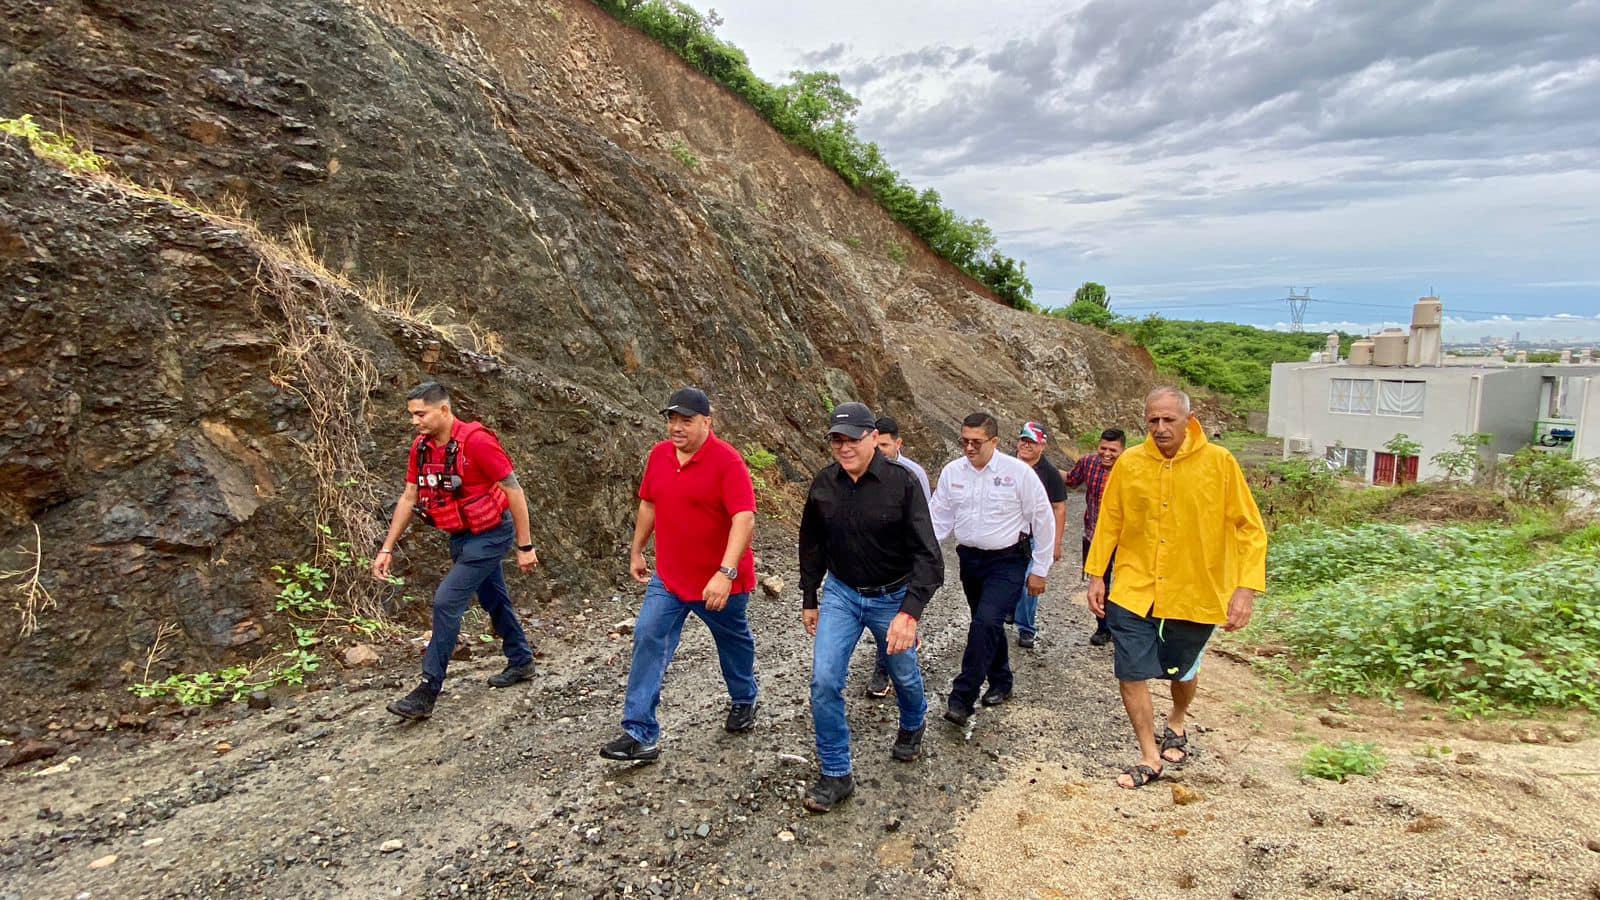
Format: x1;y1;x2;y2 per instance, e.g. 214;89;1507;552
1;114;107;174
1431;432;1492;483
742;444;777;472
668;139;700;171
1503;448;1595;505
1300;741;1385;782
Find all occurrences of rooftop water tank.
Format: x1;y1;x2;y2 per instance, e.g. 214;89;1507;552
1412;297;1443;327
1349;340;1374;365
1373;329;1409;366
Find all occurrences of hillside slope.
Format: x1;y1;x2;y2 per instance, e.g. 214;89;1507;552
0;0;1155;708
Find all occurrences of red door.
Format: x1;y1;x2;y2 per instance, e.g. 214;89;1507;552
1398;455;1418;485
1374;452;1396;485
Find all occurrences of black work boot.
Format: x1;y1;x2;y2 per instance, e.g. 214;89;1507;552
981;686;1013;707
891;726;925;762
487;662;536;687
599;733;660;762
865;667;892;698
942;702;973;728
724;702;758;733
802;774;855;813
386;683;438;720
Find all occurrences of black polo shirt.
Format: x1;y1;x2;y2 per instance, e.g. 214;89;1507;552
798;450;943;618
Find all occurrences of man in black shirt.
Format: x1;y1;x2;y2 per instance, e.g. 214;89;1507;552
1012;421;1068;648
798;402;943;813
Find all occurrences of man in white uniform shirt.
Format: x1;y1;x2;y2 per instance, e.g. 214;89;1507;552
929;412;1056;726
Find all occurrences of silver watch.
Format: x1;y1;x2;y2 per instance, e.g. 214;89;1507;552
718;565;739;580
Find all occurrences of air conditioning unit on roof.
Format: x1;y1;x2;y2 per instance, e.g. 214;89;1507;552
1287;437;1312;454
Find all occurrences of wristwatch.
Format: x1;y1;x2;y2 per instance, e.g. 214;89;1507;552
718;565;739;580
517;543;535;553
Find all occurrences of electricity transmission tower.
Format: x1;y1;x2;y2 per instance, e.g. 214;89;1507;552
1281;287;1314;332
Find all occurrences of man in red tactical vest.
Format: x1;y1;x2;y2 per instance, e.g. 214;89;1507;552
373;382;540;720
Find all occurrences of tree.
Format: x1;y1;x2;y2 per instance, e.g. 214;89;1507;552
1383;434;1422;458
1058;298;1114;328
1073;281;1109;309
1431;433;1493;483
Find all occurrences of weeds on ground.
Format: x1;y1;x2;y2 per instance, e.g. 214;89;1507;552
1300;741;1385;782
1247;517;1600;715
2;523;57;636
669;140;700;171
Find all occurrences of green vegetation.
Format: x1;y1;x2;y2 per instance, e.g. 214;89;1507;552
1503;448;1596;504
1300;741;1386;782
133;526;405;705
1246;511;1600;716
1049;304;1340;408
742;444;777;472
592;1;1033;309
1383;433;1421;459
1;114;107;174
1432;432;1492;483
668;139;700;170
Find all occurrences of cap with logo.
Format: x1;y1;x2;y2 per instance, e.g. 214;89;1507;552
827;402;878;439
661;387;712;417
1018;421;1049;443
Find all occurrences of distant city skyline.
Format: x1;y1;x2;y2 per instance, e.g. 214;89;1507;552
682;0;1600;340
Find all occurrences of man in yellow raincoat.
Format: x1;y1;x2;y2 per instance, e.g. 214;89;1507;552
1086;387;1267;789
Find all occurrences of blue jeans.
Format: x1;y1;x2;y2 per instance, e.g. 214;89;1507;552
1014;582;1039;638
811;577;927;776
421;515;533;692
621;577;758;746
950;544;1031;710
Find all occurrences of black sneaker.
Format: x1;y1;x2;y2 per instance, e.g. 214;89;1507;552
802;774;855;813
942;703;973;728
1089;629;1112;647
1018;632;1036;649
599;733;660;762
386;683;438;720
865;667;892;698
487;662;536;688
724;702;757;733
891;726;924;762
980;686;1012;707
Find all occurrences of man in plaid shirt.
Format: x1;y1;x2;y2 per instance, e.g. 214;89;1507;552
1064;428;1126;646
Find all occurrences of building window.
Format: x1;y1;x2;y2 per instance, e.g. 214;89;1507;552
1377;380;1425;417
1325;445;1368;475
1330;378;1375;414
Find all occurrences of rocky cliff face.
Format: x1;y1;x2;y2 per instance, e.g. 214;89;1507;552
0;0;1155;712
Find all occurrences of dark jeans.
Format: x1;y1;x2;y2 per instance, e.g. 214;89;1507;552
421;515;533;692
1085;536;1115;633
949;543;1031;710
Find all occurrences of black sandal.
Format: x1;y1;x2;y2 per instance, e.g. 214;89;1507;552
1160;725;1190;767
1116;764;1163;789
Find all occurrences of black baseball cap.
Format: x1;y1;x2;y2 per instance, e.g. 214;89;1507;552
827;402;877;439
661;387;711;417
874;415;901;436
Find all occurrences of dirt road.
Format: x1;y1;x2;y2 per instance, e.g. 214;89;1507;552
5;502;1599;898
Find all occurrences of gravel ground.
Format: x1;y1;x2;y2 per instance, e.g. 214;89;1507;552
4;499;1598;898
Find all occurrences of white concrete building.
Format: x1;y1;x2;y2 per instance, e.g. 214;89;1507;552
1267;298;1600;483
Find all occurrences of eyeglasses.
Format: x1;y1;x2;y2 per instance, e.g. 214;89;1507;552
959;437;995;449
827;433;870;447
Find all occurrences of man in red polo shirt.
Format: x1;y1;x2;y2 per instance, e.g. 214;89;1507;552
600;387;760;762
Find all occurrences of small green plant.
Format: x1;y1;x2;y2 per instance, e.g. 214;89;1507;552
273;562;335;616
1;114;107;174
842;235;863;249
886;242;907;265
668;140;700;171
1411;743;1453;759
1432;432;1492;483
1300;741;1385;782
742;444;777;472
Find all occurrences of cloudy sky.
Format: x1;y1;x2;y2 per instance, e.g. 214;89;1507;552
682;0;1600;341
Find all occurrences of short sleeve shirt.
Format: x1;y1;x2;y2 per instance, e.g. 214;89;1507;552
1032;458;1069;504
638;433;757;601
406;420;514;497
